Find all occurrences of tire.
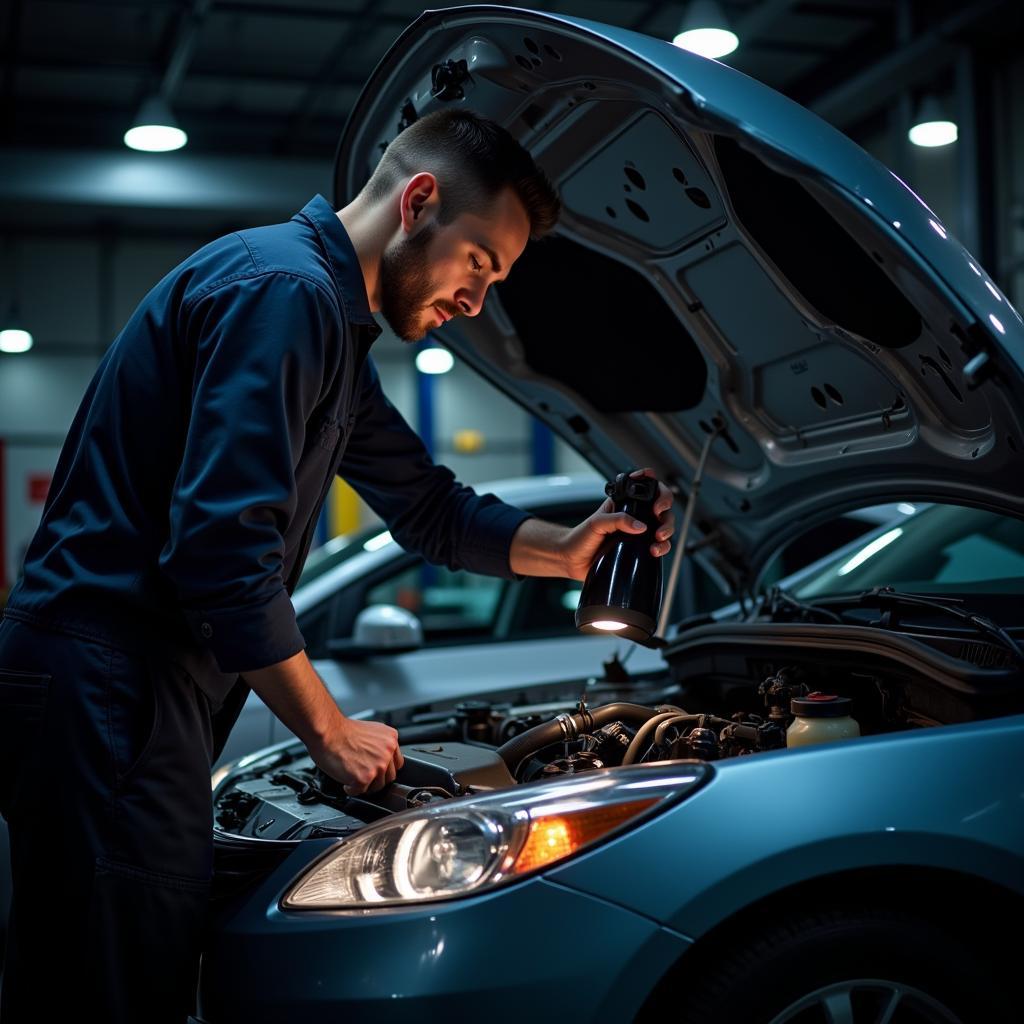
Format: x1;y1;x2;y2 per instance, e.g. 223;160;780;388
658;905;1013;1024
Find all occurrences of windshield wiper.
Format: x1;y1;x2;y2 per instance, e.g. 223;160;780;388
814;586;1024;667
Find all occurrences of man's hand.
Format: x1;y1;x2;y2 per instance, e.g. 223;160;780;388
310;718;404;796
509;468;675;581
560;468;674;581
242;649;403;796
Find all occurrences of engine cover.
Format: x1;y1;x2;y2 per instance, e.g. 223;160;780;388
397;742;515;793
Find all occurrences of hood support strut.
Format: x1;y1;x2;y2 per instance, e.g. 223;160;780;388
657;423;724;639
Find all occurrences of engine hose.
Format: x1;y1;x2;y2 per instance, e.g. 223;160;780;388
653;715;704;750
496;702;670;773
621;712;694;765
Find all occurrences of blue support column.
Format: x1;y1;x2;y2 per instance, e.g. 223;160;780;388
531;418;555;476
416;343;436;458
416;343;437;586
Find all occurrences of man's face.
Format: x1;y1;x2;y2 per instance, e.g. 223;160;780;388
378;186;531;342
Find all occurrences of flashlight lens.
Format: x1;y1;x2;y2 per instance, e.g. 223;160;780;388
591;620;628;631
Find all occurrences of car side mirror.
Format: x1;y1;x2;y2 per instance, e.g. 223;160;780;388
326;604;423;658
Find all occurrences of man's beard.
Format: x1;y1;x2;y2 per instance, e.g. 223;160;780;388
379;222;446;342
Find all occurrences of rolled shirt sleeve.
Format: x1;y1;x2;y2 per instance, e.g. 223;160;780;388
338;359;532;578
158;271;339;673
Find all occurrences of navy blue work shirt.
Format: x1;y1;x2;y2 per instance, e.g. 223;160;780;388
4;195;530;699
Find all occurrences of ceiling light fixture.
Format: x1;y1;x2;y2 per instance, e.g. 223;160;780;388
124;94;188;152
908;95;958;148
672;0;739;59
415;346;454;374
1;239;33;353
0;325;33;354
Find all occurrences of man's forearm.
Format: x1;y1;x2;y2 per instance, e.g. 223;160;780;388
243;648;404;794
241;649;345;753
508;517;573;578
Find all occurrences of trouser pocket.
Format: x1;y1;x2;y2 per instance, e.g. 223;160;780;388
0;668;50;819
107;648;161;786
88;855;211;1024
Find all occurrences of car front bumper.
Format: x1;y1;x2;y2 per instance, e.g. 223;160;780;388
198;842;690;1023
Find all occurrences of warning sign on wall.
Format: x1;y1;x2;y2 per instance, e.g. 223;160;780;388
2;443;63;592
28;473;51;504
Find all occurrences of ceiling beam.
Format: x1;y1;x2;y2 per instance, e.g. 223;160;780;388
214;0;408;22
809;0;1004;128
160;0;214;100
1;0;23;143
16;54;367;91
0;147;331;214
276;0;380;154
735;0;801;42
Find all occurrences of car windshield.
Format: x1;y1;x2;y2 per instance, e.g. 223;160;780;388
793;504;1024;599
296;525;393;589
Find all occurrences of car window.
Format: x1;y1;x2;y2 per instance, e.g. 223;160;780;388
757;507;903;591
344;504;594;647
308;500;732;654
365;563;507;642
297;525;387;588
496;576;587;639
794;504;1024;598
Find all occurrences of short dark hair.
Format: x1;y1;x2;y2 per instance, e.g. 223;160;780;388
361;108;560;239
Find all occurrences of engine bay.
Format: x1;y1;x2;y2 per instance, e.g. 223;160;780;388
213;622;1023;853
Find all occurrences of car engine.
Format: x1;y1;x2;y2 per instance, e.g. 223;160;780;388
212;621;1023;865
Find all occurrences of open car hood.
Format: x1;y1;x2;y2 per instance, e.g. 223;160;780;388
334;5;1024;590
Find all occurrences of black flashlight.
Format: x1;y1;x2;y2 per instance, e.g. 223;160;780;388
575;472;663;643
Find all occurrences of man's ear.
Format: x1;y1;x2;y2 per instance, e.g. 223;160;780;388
399;172;439;234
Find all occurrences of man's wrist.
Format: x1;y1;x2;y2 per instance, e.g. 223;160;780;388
243;649;348;754
303;704;349;755
508;517;573;578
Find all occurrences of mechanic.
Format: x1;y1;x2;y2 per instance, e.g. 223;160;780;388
0;109;674;1023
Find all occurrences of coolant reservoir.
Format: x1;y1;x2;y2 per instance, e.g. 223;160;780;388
786;693;860;748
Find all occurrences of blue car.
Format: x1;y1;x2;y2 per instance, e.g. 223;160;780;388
197;7;1024;1022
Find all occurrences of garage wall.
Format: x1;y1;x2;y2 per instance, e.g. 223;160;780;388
0;228;590;587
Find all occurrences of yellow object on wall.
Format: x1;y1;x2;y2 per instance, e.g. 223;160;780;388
330;478;360;537
453;429;486;454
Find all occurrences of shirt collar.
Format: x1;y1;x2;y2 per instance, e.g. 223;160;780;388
297;194;381;335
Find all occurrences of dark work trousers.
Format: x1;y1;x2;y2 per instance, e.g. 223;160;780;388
0;614;247;1023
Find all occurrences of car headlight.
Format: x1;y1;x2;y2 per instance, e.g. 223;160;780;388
282;762;710;910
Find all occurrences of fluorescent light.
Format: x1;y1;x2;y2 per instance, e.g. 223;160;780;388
909;96;957;148
0;328;33;353
124;124;187;152
415;346;454;374
125;95;187;152
909;120;957;148
591;620;627;631
836;528;903;576
672;1;738;58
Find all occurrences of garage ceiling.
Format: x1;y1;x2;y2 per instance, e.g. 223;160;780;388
2;0;1016;159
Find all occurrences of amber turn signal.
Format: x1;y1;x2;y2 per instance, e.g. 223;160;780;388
509;799;658;875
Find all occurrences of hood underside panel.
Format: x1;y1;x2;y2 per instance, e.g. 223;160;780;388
336;7;1024;586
